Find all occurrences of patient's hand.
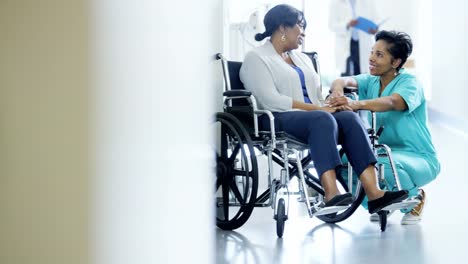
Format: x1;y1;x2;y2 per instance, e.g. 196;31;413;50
334;99;361;113
320;106;337;113
327;95;350;107
328;96;360;112
336;105;354;112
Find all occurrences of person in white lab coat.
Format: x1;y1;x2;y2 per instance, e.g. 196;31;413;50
329;0;379;75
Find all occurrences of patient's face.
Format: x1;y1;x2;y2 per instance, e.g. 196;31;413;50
284;22;305;50
368;40;394;76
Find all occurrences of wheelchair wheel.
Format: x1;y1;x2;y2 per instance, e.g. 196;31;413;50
215;112;258;230
275;198;286;238
304;169;366;224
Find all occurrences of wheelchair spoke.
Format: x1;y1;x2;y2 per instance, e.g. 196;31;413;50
215;176;222;191
227;143;241;165
232;169;249;177
220;122;240;160
229;180;246;205
221;180;230;220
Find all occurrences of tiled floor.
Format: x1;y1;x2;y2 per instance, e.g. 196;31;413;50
216;123;468;264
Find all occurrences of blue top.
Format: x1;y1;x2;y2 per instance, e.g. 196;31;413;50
354;69;440;175
291;65;312;104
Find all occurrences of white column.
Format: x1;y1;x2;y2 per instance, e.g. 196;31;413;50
91;0;222;263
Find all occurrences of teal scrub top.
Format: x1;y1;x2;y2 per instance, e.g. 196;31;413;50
354;69;440;174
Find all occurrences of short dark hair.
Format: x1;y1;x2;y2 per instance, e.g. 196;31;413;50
375;30;413;71
255;4;306;41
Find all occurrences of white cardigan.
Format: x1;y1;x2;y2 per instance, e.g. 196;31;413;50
239;41;324;112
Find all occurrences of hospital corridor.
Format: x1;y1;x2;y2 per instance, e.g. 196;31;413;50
1;0;468;264
216;122;468;264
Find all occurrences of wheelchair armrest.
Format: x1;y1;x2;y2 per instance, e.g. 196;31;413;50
327;87;357;97
223;90;252;97
254;109;277;149
224;93;261;138
343;87;358;93
223;93;278;149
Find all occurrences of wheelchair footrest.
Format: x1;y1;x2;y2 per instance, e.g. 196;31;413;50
381;197;421;211
310;204;350;216
297;195;318;203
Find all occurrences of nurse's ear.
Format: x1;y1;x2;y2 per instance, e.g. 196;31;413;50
391;58;402;69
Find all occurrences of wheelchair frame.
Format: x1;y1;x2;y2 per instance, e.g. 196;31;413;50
214;52;419;236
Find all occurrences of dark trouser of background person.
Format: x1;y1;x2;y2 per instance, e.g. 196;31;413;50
345;39;360;76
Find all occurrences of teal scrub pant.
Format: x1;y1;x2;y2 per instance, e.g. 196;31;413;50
341;151;439;212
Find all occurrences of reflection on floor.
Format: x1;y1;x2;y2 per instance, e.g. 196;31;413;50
216;123;468;264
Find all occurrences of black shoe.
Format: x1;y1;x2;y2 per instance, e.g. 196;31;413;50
325;193;354;207
368;190;409;214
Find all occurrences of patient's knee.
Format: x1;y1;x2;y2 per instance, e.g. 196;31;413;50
310;111;337;133
335;111;364;129
338;111;360;122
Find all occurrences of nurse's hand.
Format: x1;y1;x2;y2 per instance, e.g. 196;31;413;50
328;88;344;99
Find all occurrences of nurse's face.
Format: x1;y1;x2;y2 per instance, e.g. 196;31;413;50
368;40;400;76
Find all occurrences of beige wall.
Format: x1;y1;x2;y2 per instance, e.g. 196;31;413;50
0;1;90;263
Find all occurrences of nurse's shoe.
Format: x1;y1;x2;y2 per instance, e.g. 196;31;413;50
401;189;426;225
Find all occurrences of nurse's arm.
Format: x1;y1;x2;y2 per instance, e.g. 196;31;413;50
329;77;357;97
352;93;408;112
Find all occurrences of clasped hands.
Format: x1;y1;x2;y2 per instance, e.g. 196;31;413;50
323;94;359;112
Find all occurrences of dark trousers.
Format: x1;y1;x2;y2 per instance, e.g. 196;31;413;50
348;39;360;75
259;111;376;178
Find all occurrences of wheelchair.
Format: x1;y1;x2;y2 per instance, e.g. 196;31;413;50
214;52;420;237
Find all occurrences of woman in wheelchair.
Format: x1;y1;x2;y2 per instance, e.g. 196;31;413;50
328;30;440;224
239;4;408;214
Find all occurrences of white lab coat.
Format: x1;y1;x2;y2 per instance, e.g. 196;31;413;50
328;0;379;74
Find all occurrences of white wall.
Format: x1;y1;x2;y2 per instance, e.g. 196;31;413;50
431;0;468;122
376;0;418;37
376;0;433;99
92;0;221;264
303;0;337;79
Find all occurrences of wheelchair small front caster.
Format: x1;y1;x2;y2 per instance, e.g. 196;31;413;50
275;198;287;238
378;210;388;232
